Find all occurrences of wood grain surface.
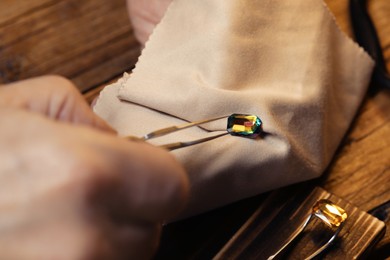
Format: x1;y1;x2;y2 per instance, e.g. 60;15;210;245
0;0;389;259
215;187;385;259
0;0;139;92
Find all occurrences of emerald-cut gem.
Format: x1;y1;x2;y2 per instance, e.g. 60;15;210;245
312;199;347;228
227;114;262;138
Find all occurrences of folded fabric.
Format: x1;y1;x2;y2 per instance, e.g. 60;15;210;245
94;0;374;218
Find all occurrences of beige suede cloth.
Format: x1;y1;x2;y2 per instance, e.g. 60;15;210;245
94;0;374;217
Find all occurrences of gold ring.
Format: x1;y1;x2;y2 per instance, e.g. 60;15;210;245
268;199;347;260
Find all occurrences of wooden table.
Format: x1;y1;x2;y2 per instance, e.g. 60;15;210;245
1;0;389;258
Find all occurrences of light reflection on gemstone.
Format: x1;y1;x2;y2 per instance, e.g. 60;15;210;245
227;114;263;138
312;199;347;228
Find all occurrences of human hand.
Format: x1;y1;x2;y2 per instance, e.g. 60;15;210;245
126;0;173;46
0;75;113;132
0;79;189;259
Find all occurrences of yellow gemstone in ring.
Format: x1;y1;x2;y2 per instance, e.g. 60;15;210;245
312;199;347;228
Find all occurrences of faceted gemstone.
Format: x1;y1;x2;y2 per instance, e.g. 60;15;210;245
312;199;347;228
227;114;262;138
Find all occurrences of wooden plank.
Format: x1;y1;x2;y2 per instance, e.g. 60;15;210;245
325;0;353;38
368;0;390;70
321;91;390;212
215;187;385;259
325;0;390;69
154;194;268;260
322;2;390;257
0;0;139;92
0;0;55;25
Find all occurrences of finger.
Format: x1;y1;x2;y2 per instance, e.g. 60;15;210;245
40;75;115;133
89;137;190;222
120;142;189;221
0;76;115;133
90;114;117;133
89;221;161;260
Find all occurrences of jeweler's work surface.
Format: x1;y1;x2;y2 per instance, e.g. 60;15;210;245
0;0;139;93
215;187;384;259
1;0;389;258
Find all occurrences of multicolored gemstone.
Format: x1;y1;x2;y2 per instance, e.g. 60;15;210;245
227;114;263;138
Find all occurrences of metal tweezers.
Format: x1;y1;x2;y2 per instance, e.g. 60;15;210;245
125;115;229;151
